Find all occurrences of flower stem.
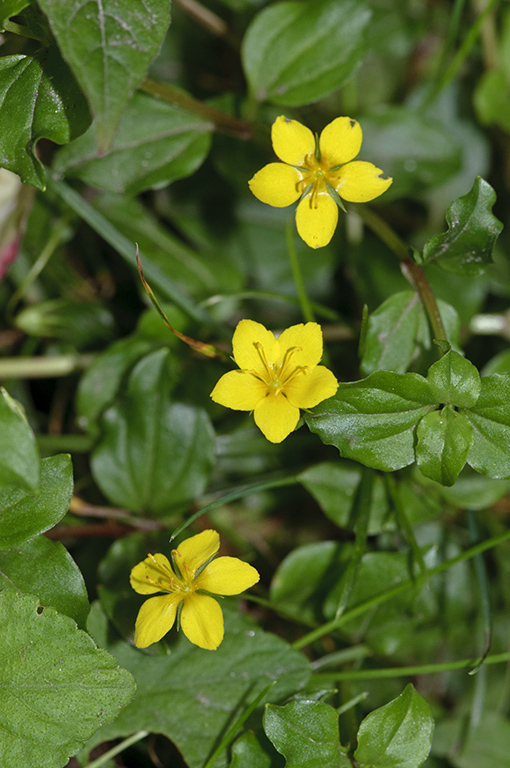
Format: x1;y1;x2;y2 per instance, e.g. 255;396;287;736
356;206;448;344
286;220;315;323
141;78;253;139
84;731;149;768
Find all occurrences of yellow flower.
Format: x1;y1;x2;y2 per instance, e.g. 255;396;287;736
210;319;338;443
249;115;392;249
130;529;259;650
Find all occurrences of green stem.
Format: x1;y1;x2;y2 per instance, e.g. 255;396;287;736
468;509;492;673
286;220;315;323
0;354;94;380
84;730;149;768
310;652;510;682
385;474;427;575
292;527;510;650
141;78;253;139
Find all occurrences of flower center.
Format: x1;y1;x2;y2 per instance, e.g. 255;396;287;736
297;152;339;208
248;342;311;396
145;552;195;595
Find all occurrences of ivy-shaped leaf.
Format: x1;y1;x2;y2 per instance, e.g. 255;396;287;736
421;177;503;275
38;0;171;151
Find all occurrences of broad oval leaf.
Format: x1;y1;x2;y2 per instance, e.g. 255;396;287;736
0;590;135;768
90;348;215;515
427;350;481;409
0;387;40;491
354;684;434;768
0;535;89;627
231;731;272;768
264;701;350;768
416;407;473;487
305;371;436;472
242;0;371;106
38;0;171;151
0;49;90;189
0;453;73;549
53;91;213;194
421;177;503;275
465;374;510;479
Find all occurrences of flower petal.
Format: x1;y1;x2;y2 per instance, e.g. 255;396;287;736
210;370;267;411
232;318;279;370
134;593;181;648
130;553;174;595
249;163;303;207
254;393;300;443
180;593;224;650
285;365;339;409
335;161;393;203
319;117;362;166
195;556;260;595
277;322;324;369
295;191;338;249
271;115;315;165
175;530;220;580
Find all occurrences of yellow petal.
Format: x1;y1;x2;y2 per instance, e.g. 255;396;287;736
277;322;323;369
271;115;315;165
285;365;338;409
210;370;267;411
254;393;300;443
295;191;338;249
248;163;303;207
319;117;362;166
195;556;260;595
232;318;279;370
130;553;174;595
134;593;181;648
175;530;220;579
335;161;392;203
180;593;224;650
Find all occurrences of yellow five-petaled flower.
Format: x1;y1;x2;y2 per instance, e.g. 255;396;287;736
210;319;338;443
249;115;392;249
130;529;259;650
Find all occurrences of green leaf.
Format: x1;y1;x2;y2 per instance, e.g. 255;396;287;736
305;372;436;472
0;0;34;27
90;348;215;515
465;374;510;479
361;291;461;375
421;177;503;275
426;350;481;409
474;69;510;134
433;712;510;768
53;91;212;194
0;387;40;491
38;0;171;151
263;701;350;768
354;684;434;768
0;536;89;627
416;407;473;487
242;0;371;106
82;601;311;768
0;590;135;768
14;298;115;347
230;731;272;768
0;453;73;549
0;48;90;189
298;461;391;535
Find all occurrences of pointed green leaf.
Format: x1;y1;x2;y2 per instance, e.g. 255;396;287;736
354;684;434;768
264;701;350;768
231;731;272;768
0;0;34;27
0;535;89;627
38;0;171;151
242;0;371;106
53;91;212;194
0;453;73;549
0;590;135;768
0;387;40;491
465;374;510;479
304;372;436;471
81;601;310;768
0;49;90;189
427;350;481;409
422;177;503;275
416;407;473;487
90;349;215;515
